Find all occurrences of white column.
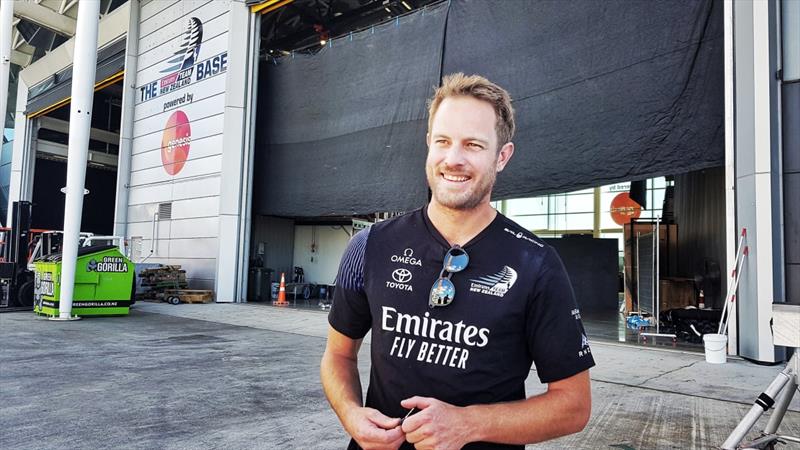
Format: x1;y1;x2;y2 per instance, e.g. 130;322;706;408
732;0;783;362
723;0;737;354
7;78;28;225
216;1;258;302
57;0;101;320
0;0;14;132
113;0;140;239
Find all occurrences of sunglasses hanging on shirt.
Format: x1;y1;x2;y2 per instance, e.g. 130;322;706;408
428;245;469;308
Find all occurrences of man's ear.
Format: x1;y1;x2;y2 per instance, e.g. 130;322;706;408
496;142;515;172
426;133;431;148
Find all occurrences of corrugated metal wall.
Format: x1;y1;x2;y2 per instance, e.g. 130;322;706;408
250;215;294;281
674;167;726;308
126;0;231;290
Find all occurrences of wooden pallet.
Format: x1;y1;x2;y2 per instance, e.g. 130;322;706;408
164;289;214;304
137;265;189;300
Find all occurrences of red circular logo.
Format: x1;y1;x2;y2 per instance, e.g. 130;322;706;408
610;192;642;226
161;110;191;175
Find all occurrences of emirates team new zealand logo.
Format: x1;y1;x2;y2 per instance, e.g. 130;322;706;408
161;17;204;73
469;266;518;298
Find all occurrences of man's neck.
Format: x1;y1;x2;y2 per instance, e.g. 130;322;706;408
427;201;498;246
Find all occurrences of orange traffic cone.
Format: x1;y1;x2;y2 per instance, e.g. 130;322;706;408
273;272;289;306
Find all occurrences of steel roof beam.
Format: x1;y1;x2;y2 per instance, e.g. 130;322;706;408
11;49;33;66
13;1;77;37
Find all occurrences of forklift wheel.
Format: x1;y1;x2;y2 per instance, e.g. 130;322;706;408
17;280;35;307
168;296;180;305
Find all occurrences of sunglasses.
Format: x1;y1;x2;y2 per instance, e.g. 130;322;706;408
428;245;469;308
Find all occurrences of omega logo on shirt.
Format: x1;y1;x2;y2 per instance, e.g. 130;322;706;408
390;248;423;267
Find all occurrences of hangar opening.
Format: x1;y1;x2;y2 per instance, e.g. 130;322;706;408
1;0;128;238
27;75;124;236
247;0;439;306
246;0;725;350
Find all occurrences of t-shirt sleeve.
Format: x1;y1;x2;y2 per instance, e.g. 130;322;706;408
526;245;596;383
329;229;372;339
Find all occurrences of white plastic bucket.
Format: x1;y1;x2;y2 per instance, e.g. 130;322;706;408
703;333;728;364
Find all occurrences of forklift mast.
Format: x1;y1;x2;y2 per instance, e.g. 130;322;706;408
0;201;34;309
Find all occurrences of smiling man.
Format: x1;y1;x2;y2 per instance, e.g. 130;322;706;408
321;73;594;450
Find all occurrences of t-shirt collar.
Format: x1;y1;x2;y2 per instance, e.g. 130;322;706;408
420;204;501;250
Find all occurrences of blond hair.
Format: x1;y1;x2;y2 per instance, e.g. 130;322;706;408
427;73;515;148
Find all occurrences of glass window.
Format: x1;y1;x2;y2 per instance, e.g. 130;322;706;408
562;212;594;230
513;215;549;231
565;193;594;213
506;197;548;216
498;177;665;240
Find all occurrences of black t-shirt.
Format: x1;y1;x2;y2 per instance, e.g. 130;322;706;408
329;207;595;450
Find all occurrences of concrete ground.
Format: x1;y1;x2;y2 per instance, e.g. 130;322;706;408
1;302;798;450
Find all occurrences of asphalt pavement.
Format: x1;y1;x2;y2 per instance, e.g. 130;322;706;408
1;302;797;449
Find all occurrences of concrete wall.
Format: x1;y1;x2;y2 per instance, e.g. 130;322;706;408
732;0;784;363
292;225;351;285
126;0;233;290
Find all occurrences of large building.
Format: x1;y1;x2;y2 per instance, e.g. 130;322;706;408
1;0;797;364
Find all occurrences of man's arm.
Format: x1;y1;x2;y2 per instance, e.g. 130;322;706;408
401;369;591;449
321;325;406;450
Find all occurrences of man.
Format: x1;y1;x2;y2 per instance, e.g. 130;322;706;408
321;73;594;450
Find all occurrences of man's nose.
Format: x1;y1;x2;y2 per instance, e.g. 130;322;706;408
443;144;467;166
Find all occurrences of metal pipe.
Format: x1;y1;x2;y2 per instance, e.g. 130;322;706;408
655;217;660;333
113;0;140;238
150;212;159;254
635;231;640;312
720;245;748;335
763;378;797;434
0;0;13;133
722;0;738;354
592;187;601;238
722;353;797;448
56;0;101;320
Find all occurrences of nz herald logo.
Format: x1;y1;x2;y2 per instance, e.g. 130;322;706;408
469;266;518;297
139;17;228;102
87;256;129;273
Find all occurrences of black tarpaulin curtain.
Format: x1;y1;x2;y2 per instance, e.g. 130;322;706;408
253;2;448;217
254;0;723;217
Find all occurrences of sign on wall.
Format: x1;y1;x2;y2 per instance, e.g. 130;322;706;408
161;110;191;175
138;17;228;104
610;192;642;225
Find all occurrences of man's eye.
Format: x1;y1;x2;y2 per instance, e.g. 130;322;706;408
467;142;484;150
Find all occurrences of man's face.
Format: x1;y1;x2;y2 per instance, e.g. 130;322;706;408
426;96;513;211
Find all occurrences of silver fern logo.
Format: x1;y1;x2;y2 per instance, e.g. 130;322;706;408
161;17;203;73
469;266;518;298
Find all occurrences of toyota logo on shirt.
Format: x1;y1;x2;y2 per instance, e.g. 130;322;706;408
392;268;413;283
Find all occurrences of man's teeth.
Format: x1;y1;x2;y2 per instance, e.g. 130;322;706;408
443;174;469;182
